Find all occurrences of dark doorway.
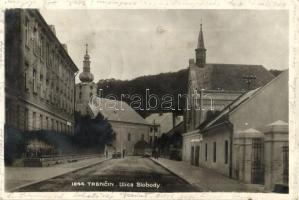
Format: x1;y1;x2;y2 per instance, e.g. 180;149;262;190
195;146;199;166
190;146;194;165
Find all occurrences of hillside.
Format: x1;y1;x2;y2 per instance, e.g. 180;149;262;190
97;68;281;118
97;69;189;117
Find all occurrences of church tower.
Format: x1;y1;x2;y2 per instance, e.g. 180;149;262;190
76;44;97;116
79;44;94;83
195;23;206;67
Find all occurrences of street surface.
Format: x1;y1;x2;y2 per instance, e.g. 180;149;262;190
17;156;200;192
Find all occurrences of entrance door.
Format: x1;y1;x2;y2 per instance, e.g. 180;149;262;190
251;138;264;184
195;146;199;166
191;146;194;165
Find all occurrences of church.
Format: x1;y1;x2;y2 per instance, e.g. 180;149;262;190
75;44;98;116
181;23;285;190
184;23;274;132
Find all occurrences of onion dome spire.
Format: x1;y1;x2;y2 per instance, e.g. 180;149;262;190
79;43;94;83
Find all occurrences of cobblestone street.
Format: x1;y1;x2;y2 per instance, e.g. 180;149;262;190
15;157;200;192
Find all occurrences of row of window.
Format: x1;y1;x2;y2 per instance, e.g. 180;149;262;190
24;14;75;111
5;102;72;134
24;66;74;114
25;62;74;100
24;16;74;84
191;140;229;165
31;111;72;133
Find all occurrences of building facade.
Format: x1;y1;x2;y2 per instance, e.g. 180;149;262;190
196;71;289;190
182;22;274;162
5;9;78;134
181;23;285;190
75;44;98;116
89;98;151;156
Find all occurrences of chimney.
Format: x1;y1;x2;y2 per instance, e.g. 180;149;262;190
62;44;68;53
49;25;56;35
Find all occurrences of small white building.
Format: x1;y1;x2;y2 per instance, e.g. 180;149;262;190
90;98;152;156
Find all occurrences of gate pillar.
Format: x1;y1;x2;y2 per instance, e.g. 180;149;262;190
234;128;264;184
264;120;288;191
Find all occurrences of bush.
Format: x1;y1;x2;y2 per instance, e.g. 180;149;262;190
4;125;26;165
25;130;74;154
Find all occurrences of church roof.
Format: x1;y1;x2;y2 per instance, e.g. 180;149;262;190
189;62;275;91
91;98;150;125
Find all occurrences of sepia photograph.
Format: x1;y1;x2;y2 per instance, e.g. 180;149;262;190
2;7;293;196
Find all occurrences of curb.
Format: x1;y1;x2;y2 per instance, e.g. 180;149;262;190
149;158;203;191
9;157;111;192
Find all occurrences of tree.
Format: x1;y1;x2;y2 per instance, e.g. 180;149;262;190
73;113;115;150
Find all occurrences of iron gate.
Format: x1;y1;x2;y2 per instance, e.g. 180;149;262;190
282;145;289;184
251;138;264;184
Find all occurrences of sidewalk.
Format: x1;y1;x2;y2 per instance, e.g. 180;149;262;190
151;158;265;192
5;156;109;192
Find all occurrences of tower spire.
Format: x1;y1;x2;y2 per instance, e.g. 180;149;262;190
79;43;94;83
197;21;205;49
195;20;207;67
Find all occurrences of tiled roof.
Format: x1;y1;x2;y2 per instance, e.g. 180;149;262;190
190;63;275;91
90;98;149;125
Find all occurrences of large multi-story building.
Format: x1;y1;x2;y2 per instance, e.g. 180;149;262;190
5;9;78;134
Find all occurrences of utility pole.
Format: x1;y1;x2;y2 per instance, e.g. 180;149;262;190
153;120;156;148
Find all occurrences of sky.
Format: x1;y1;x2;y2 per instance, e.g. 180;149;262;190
40;9;289;82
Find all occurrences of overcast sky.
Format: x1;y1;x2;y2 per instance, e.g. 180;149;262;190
40;9;289;82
